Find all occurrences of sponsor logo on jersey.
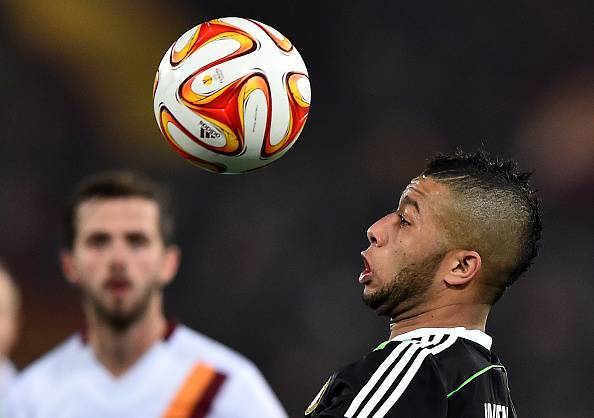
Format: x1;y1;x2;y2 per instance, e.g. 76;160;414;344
484;402;509;418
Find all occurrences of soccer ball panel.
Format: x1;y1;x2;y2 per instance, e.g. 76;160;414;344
170;20;257;68
247;18;293;52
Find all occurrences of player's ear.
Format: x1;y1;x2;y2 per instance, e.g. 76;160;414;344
443;250;482;286
60;249;80;285
159;245;180;285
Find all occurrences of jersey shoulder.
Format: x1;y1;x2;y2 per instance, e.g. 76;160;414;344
432;336;495;394
12;335;82;387
170;325;288;417
307;328;514;418
307;333;457;417
169;324;261;377
4;335;83;407
434;338;516;416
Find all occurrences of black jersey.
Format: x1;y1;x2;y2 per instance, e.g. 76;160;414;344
305;327;516;418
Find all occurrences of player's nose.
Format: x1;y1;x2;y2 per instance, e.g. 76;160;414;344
107;238;131;266
108;253;128;276
367;216;388;247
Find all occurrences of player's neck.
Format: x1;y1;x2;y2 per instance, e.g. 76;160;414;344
388;302;490;340
86;299;167;377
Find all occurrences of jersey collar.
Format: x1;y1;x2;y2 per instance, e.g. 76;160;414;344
79;319;178;345
390;327;492;350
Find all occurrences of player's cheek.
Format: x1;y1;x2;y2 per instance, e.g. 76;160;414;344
132;259;157;284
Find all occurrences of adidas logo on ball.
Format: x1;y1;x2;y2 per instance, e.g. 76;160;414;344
198;121;221;140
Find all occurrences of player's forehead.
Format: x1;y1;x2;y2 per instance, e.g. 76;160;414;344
398;175;449;208
75;197;160;234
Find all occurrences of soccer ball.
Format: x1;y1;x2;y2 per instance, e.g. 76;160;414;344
153;17;311;173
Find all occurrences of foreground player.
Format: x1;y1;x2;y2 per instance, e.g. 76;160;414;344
306;150;541;417
4;172;287;418
0;261;20;397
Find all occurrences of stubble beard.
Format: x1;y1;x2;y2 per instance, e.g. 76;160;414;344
362;252;445;317
86;281;158;332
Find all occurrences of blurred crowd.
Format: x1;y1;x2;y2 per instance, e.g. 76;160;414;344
0;1;592;416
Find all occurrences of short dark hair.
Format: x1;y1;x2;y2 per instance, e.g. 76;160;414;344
64;171;175;248
423;149;542;302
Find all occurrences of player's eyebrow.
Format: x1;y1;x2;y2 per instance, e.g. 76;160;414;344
84;231;111;246
399;195;421;214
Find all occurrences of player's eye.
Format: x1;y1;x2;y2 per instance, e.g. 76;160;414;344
126;233;149;247
85;233;110;248
399;214;410;226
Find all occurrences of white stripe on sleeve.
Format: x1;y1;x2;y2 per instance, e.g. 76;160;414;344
346;335;445;418
344;341;414;418
371;334;458;418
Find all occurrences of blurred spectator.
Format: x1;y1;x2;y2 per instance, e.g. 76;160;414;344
0;261;20;396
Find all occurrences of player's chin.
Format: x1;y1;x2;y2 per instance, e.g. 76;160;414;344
102;292;135;308
362;286;381;306
362;284;373;297
362;279;381;295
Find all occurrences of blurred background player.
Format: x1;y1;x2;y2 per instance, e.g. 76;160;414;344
0;261;20;397
306;150;541;417
3;172;287;418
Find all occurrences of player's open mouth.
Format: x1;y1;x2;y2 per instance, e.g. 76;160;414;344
104;277;132;295
359;252;372;284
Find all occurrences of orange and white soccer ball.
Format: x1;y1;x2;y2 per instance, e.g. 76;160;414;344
153;17;311;173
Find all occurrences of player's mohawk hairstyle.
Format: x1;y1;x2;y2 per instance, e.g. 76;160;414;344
424;149;532;190
423;149;542;301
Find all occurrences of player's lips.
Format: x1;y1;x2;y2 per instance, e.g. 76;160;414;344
104;277;132;295
359;252;372;284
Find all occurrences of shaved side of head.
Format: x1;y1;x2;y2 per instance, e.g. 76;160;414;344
422;150;542;303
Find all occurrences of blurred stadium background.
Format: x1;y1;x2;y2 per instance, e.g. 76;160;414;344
1;1;592;416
